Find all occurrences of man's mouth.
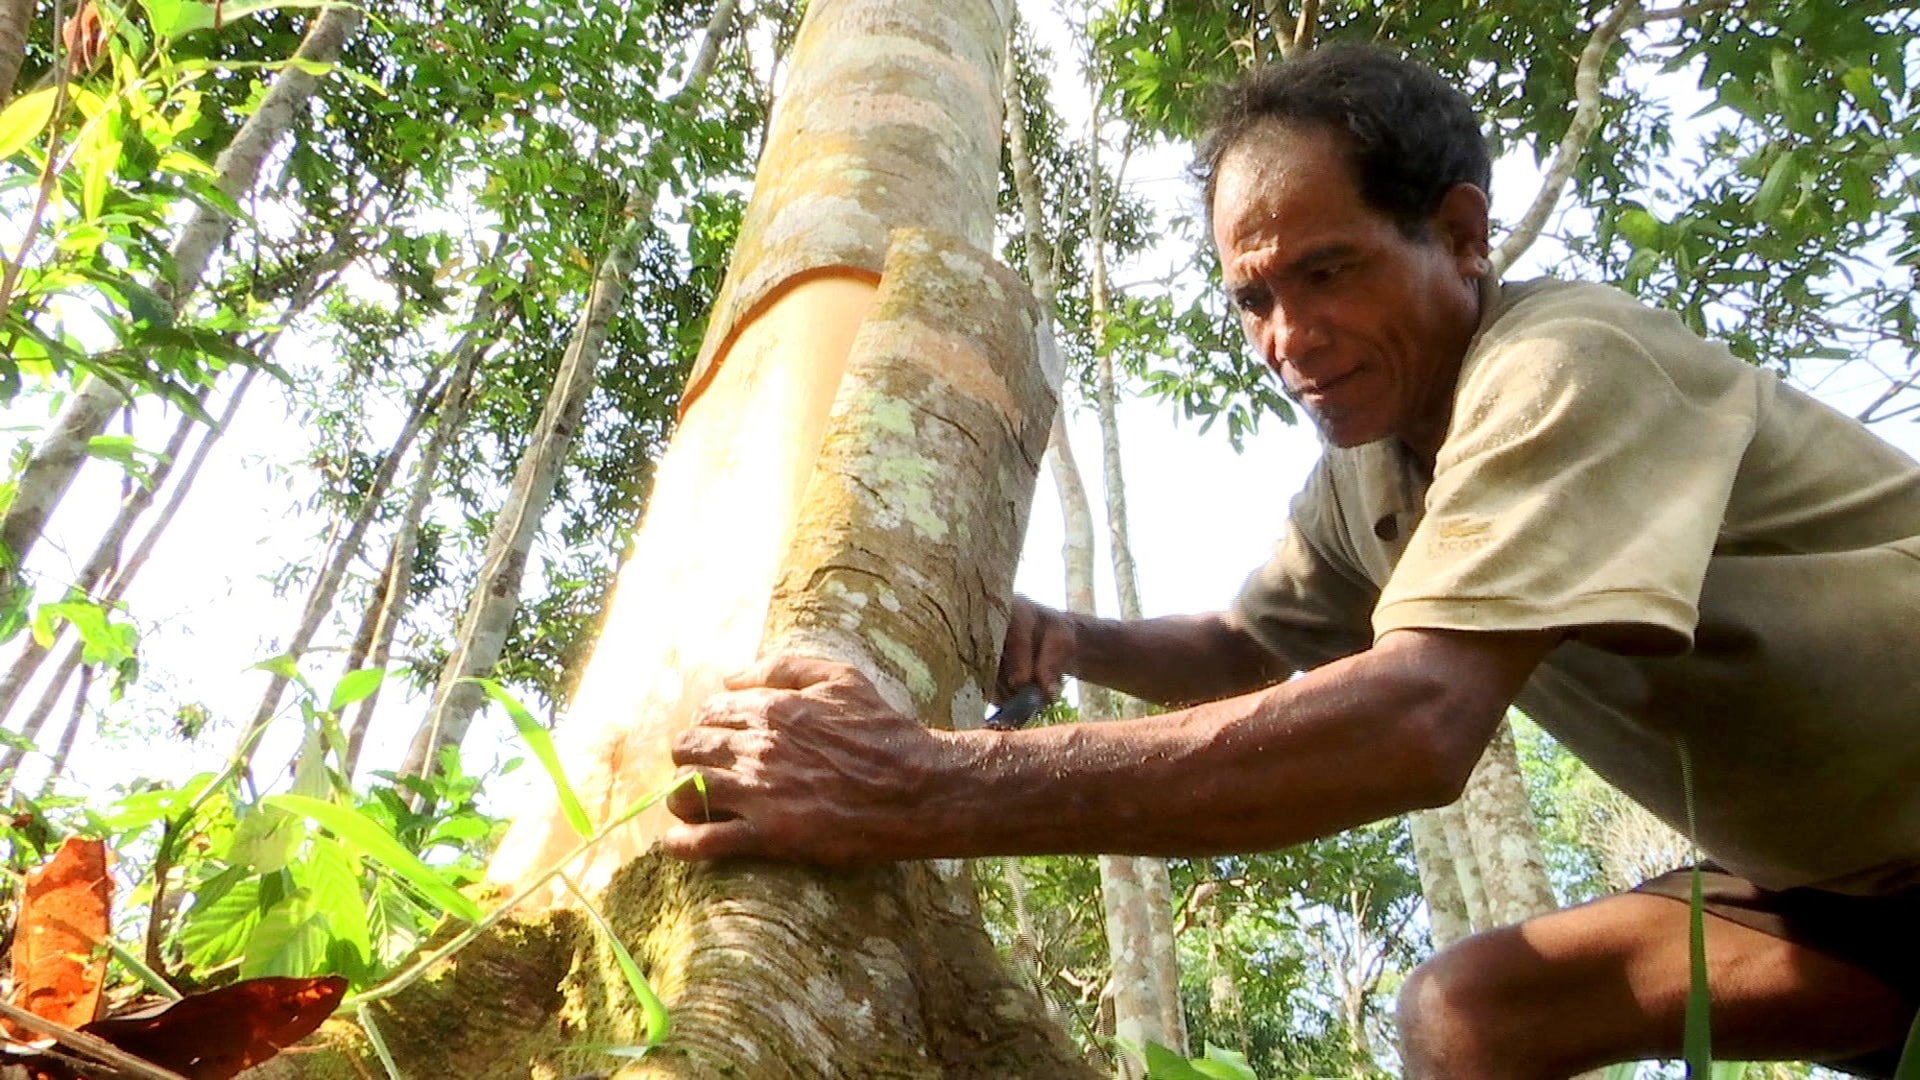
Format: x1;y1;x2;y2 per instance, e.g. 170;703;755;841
1294;368;1358;401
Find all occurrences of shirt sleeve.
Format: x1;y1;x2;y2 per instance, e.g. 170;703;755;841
1231;464;1381;672
1374;312;1758;657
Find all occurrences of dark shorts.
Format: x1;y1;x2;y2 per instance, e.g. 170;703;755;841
1634;865;1920;1078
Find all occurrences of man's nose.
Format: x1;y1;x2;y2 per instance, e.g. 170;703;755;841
1260;306;1325;373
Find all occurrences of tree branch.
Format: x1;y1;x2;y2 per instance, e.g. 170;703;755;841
1629;0;1735;27
1491;0;1642;275
1291;0;1320;52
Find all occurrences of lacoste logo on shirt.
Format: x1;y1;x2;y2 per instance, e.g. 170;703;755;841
1432;516;1493;549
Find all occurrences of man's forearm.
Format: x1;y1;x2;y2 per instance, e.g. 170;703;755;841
1070;610;1290;707
901;628;1554;861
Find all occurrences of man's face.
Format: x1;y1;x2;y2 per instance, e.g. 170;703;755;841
1211;124;1489;455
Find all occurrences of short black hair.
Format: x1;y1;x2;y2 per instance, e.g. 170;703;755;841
1194;44;1491;238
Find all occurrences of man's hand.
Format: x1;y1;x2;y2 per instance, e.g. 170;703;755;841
663;654;950;864
995;596;1078;703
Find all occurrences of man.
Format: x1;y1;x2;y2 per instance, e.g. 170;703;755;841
664;45;1920;1078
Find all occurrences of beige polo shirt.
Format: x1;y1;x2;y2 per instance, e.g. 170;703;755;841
1233;278;1920;895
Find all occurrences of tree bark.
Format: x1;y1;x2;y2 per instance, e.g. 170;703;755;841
0;0;33;105
1457;718;1559;928
1083;93;1187;1064
0;5;364;587
402;0;742;785
1408;810;1474;949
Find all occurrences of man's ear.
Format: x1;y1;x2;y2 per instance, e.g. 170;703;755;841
1432;182;1492;277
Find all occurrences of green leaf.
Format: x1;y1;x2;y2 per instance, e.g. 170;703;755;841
178;868;264;970
228;803;303;874
1618;208;1662;249
1194;1044;1257;1080
561;875;669;1049
1752;149;1801;221
0;88;58;160
241;887;330;978
264;794;484;923
303;836;372;976
475;679;590;839
328;667;386;712
1142;1041;1211;1080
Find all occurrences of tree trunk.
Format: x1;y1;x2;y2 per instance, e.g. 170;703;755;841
1457;718;1558;928
36;663;90;794
0;5;363;582
1084;95;1187;1064
0;397;198;725
402;0;741;785
0;638;80;787
1407;810;1474;949
334;280;500;778
0;0;33;105
233;366;447;771
250;2;1097;1074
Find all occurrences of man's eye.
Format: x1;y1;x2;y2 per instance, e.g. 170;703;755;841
1233;292;1270;314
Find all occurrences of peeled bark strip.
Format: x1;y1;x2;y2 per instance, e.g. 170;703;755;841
630;228;1080;1076
489;0;1017;893
677;0;1009;410
251;236;1083;1080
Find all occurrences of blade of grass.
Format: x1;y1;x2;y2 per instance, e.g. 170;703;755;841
1678;738;1711;1075
359;1003;404;1079
471;678;591;839
561;873;670;1049
263;794;483;923
1893;1009;1920;1080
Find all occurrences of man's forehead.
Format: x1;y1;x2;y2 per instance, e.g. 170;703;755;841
1215;122;1351;197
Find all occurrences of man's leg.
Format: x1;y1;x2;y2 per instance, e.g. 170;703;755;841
1396;891;1915;1079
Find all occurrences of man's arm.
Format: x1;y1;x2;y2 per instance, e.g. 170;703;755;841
664;626;1558;863
998;598;1294;708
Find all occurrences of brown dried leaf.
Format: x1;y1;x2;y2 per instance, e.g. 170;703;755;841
5;839;111;1040
79;976;347;1080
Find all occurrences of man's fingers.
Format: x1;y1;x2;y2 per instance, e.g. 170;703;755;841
723;653;847;692
660;818;761;862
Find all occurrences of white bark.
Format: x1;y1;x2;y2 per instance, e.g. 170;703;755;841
0;638;79;786
0;399;197;723
1084;96;1186;1063
0;6;363;579
1490;0;1641;274
1458;718;1559;927
1438;800;1492;932
164;6;364;305
403;0;742;784
1408;810;1475;949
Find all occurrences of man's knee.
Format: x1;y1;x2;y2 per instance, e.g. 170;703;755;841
1397;934;1531;1079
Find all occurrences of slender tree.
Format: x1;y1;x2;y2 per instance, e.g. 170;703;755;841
400;0;744;786
0;5;365;579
